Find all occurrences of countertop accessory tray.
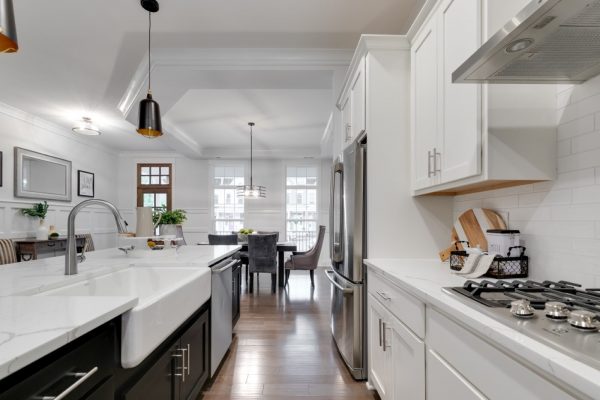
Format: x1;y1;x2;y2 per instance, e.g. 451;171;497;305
450;245;528;279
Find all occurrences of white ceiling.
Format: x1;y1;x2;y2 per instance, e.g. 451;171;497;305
0;0;425;157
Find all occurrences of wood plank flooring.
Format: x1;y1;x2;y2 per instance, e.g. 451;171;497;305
201;267;379;399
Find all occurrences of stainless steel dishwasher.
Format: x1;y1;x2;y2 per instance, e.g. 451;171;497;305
209;257;236;376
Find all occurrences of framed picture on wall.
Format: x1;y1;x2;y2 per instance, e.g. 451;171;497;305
77;170;94;197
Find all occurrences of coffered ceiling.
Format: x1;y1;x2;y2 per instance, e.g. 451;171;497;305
0;0;425;157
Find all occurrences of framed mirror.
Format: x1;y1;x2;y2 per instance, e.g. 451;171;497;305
14;147;72;201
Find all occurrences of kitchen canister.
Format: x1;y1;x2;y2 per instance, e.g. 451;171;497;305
486;229;520;256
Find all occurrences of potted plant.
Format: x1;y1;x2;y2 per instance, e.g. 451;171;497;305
237;228;254;243
21;201;50;240
153;209;187;237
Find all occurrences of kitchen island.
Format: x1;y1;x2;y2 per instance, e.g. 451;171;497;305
0;245;240;399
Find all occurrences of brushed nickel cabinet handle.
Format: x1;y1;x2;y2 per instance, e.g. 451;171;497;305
378;318;382;347
34;367;98;400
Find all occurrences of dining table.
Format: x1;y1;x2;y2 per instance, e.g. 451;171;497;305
238;241;298;287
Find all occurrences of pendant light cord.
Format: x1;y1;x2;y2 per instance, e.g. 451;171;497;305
250;124;253;186
148;11;152;94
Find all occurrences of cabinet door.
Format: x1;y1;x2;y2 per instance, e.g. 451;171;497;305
439;0;482;184
412;17;439;190
390;316;425;400
367;294;392;399
122;342;179;400
179;309;210;400
426;349;486;400
341;94;352;145
350;57;366;140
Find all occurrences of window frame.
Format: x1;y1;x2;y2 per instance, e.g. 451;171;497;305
211;163;245;234
136;163;173;211
284;163;320;251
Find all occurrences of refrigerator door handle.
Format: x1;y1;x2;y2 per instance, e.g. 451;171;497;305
325;270;353;294
330;161;344;263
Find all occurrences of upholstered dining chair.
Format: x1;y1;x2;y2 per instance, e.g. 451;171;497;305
247;234;278;293
208;234;238;245
256;231;279;242
0;239;17;265
284;225;326;287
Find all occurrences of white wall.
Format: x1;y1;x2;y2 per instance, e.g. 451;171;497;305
0;103;120;250
454;75;600;286
117;153;331;264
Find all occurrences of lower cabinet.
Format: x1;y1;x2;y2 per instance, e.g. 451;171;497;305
119;304;211;400
426;349;485;400
367;293;425;400
0;321;118;400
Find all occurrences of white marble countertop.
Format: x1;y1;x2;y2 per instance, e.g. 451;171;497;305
0;244;240;380
364;258;600;400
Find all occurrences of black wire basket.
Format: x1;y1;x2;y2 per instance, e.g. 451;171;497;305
450;245;529;279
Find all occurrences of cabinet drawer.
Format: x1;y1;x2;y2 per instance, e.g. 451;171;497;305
368;271;425;338
427;349;485;400
427;309;578;400
0;323;116;400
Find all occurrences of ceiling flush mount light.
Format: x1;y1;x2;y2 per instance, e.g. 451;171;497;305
505;38;534;54
72;117;101;136
0;0;18;53
136;0;162;139
237;122;266;199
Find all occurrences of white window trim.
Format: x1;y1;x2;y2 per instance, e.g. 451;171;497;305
210;161;246;234
284;162;320;250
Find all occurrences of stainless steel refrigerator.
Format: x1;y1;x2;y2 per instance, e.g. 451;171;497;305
327;133;367;380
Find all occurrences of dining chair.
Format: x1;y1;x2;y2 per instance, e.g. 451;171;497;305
247;234;278;293
0;239;17;265
208;234;238;245
256;231;279;242
284;225;326;287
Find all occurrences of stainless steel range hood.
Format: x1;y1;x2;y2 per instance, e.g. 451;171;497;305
453;0;600;84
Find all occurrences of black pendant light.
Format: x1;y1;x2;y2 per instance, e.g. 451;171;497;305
237;122;267;199
137;0;163;138
0;0;18;53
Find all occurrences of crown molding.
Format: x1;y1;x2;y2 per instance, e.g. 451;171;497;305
0;102;117;157
118;48;354;119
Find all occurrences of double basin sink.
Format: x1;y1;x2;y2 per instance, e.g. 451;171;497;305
36;265;211;368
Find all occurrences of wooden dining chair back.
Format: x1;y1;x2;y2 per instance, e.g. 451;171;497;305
0;239;17;265
208;234;238;245
247;234;278;293
284;225;326;287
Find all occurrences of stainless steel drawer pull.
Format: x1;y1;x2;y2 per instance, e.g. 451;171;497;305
172;348;188;382
187;343;191;376
377;291;391;301
378;318;382;347
34;366;98;400
382;322;387;352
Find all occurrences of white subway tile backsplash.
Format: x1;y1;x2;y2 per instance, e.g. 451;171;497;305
557;111;594;137
452;71;600;283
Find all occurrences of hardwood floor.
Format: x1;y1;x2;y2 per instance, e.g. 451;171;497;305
201;267;379;399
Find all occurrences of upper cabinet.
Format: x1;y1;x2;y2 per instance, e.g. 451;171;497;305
338;56;366;147
410;0;556;195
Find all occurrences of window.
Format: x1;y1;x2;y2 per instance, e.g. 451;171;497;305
213;166;245;234
137;164;172;212
286;166;318;251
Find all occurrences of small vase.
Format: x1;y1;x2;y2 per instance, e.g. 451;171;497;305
159;224;178;237
36;219;49;240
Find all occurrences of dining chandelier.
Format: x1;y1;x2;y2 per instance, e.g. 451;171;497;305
237;122;266;199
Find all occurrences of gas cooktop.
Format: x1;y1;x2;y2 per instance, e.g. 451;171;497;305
444;280;600;370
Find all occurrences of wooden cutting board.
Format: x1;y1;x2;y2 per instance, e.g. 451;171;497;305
439;208;507;261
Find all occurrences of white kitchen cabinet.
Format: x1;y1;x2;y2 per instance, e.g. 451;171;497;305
439;0;481;184
368;293;393;399
390;315;425;400
349;57;366;141
426;349;486;400
368;271;425;400
410;0;556;195
411;16;440;190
